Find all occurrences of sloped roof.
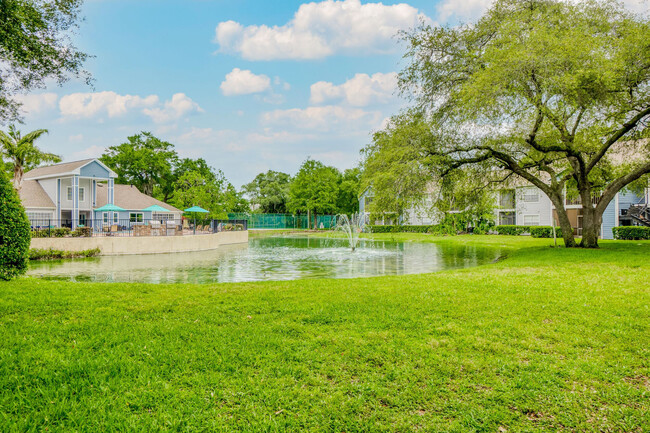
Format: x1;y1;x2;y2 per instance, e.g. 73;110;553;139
19;180;55;209
95;183;181;213
23;158;117;180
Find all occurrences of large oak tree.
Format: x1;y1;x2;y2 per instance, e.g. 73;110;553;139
0;0;90;123
392;0;650;247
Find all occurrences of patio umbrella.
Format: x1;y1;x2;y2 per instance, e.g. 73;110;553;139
94;204;126;229
94;203;126;212
142;204;169;212
184;206;209;234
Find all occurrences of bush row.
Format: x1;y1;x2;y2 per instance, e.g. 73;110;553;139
31;227;71;238
495;225;530;236
612;226;650;240
29;248;101;261
529;226;566;238
368;224;452;234
30;227;93;238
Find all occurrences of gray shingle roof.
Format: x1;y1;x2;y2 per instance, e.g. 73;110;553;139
23;159;96;179
19;180;55;209
95;183;181;213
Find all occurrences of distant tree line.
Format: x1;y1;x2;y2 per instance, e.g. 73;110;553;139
242;159;361;222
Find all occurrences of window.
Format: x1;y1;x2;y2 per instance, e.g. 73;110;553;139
499;190;515;209
67;186;73;201
153;213;174;222
522;188;539;203
113;212;119;224
26;212;52;227
523;214;540;226
103;212;109;224
499;211;516;225
78;187;85;202
129;212;144;223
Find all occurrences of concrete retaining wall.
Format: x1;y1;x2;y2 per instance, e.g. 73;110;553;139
30;231;248;256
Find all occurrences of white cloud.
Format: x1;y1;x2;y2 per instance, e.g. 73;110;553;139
69;134;84;142
310;72;397;106
14;93;58;116
261;105;383;132
221;68;272;96
142;93;203;123
59;91;159;119
70;145;105;160
214;0;429;60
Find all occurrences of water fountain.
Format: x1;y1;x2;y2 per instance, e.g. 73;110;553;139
335;213;367;252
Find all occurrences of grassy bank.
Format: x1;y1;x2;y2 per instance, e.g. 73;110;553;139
1;236;648;431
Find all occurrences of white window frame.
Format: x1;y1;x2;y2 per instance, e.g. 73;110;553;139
113;212;119;224
78;187;85;202
67;186;73;201
523;214;540;226
103;212;109;224
129;212;144;223
522;188;540;203
153;212;175;222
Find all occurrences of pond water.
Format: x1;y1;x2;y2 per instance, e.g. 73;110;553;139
27;236;502;284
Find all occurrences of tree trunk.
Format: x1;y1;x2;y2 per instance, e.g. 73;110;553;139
12;165;23;190
579;205;601;248
549;195;577;248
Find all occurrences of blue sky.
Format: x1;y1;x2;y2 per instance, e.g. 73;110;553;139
14;0;648;187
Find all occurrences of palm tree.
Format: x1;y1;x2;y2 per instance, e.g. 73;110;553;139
0;126;60;189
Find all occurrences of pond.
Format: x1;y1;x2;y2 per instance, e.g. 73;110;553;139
27;236;503;284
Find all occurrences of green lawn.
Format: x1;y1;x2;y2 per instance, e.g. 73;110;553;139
1;235;649;432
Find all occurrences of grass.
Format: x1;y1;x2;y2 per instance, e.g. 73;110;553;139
1;235;649;432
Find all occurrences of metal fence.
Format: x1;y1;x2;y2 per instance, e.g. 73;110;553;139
212;219;248;232
29;219;207;237
227;213;338;229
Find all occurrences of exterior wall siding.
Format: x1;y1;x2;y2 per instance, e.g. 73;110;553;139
79;161;110;178
601;197;617;240
515;187;552;226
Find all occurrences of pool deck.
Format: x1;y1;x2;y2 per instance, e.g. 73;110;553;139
30;231;248;256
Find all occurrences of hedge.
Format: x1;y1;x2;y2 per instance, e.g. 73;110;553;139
529;226;566;238
29;248;101;260
31;227;72;238
612;226;650;240
368;224;449;234
495;225;530;236
0;172;31;280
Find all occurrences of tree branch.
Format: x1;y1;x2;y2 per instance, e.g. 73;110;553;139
586;106;650;173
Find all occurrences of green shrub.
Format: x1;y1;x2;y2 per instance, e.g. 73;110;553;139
612;226;650;240
71;227;91;237
30;227;71;238
0;172;31;280
367;224;452;234
495;225;530;236
530;226;565;238
28;248;101;260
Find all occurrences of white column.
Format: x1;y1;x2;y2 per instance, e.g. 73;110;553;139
72;175;79;229
108;178;114;205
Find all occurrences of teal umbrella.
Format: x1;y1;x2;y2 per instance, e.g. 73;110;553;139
184;206;209;213
94;204;125;212
142;204;169;212
184;206;209;234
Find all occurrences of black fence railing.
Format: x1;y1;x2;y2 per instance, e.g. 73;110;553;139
28;219;248;238
29;219;205;238
212;219;248;232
